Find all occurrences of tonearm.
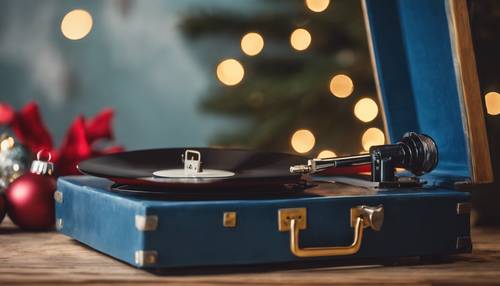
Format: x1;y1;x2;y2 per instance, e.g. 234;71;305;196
290;132;438;185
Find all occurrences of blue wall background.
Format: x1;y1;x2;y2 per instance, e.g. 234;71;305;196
0;0;266;150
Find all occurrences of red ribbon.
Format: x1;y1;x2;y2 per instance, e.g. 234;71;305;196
0;102;123;176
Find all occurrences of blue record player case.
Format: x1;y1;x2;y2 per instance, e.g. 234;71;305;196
56;176;471;268
55;0;492;268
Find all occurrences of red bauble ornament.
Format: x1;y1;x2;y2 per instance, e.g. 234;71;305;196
0;194;7;224
6;151;56;230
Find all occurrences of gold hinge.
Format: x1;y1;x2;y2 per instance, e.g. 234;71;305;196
54;191;63;203
456;236;472;251
135;215;158;231
56;218;63;230
456;202;472;215
134;250;158;266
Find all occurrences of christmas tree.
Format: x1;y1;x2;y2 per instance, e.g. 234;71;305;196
180;0;383;157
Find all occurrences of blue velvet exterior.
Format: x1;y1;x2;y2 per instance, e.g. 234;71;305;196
56;176;470;268
365;0;470;179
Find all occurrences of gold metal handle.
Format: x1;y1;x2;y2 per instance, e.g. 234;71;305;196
278;205;383;258
289;216;364;257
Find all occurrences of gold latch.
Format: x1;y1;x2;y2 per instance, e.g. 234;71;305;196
278;208;307;232
278;205;384;258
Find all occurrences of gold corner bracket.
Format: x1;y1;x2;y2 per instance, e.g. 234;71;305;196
278;205;383;258
223;211;237;228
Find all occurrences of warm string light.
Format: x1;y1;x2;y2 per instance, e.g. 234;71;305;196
241;32;264;56
361;128;385;151
329;74;354;98
61;9;93;40
354;97;378;122
290;28;312;51
216;59;245;86
291;129;315;153
317;150;336;159
305;0;330;12
485;91;500;115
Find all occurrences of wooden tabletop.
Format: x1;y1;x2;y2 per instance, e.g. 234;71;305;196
1;218;499;285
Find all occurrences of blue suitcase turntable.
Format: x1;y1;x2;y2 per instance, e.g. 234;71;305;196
55;0;493;269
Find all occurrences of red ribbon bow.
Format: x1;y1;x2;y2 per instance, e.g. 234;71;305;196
0;102;123;176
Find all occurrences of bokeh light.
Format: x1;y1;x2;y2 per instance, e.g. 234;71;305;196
290;28;312;51
361;128;385;151
291;129;316;153
317;150;336;158
485;91;500;115
329;74;354;98
61;9;93;40
241;32;264;56
216;59;245;86
305;0;330;12
354;97;378;122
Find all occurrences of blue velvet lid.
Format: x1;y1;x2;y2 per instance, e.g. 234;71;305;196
363;0;491;183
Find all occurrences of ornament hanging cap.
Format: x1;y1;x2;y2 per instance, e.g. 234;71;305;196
30;150;54;176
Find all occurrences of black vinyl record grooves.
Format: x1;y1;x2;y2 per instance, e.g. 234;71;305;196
78;148;307;194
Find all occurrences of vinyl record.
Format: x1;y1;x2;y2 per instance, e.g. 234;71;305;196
77;148;307;192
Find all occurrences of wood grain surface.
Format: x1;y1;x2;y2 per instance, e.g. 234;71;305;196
1;218;500;285
447;0;494;183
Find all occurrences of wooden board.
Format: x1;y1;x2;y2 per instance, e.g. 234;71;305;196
1;218;500;285
447;0;493;183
